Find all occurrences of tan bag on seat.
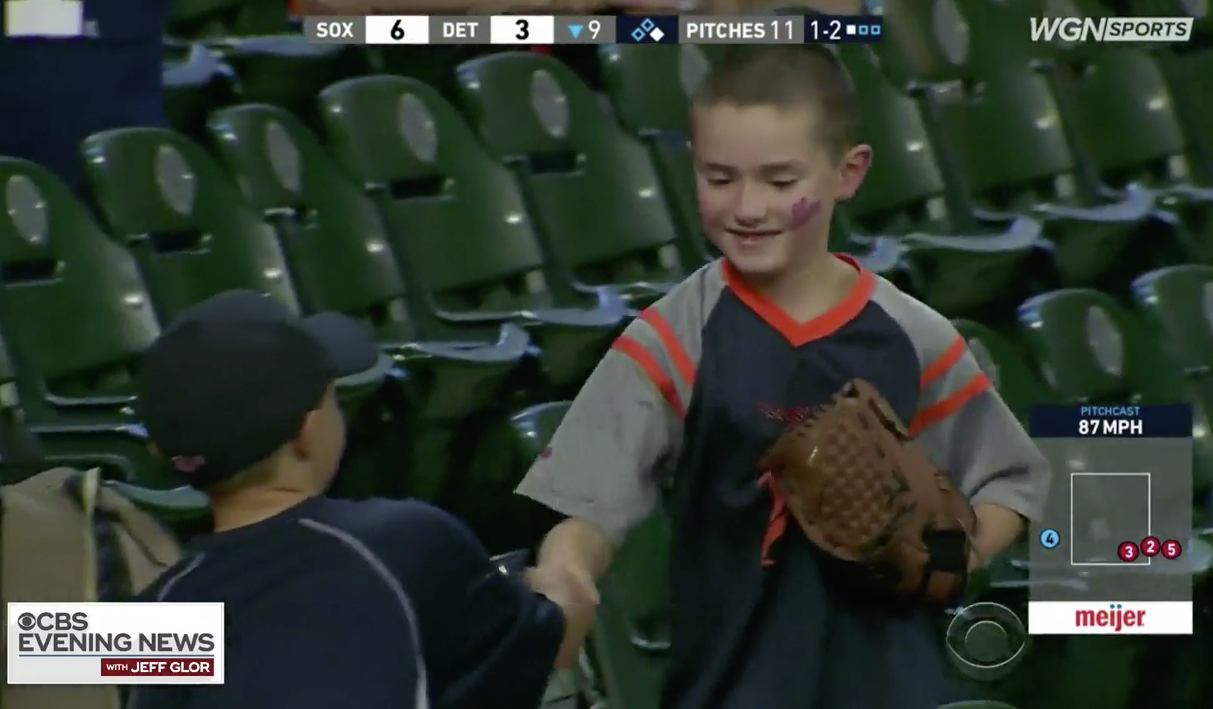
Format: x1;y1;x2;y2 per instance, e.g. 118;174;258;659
1;467;182;709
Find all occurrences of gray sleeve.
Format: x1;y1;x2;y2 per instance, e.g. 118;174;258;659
514;334;683;545
871;278;1051;522
514;262;725;544
912;325;1052;523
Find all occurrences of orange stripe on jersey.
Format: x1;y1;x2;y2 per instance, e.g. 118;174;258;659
920;335;967;386
612;335;685;417
638;308;697;390
909;372;991;435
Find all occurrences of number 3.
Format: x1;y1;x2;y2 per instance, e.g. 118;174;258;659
515;18;529;40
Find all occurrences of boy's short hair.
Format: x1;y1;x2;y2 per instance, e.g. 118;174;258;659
692;45;861;159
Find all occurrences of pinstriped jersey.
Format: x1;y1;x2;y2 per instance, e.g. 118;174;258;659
518;254;1049;709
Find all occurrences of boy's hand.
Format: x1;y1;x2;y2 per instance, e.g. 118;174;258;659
525;563;599;607
524;564;599;669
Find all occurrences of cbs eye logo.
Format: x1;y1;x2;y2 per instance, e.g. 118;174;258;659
15;612;88;631
945;602;1029;681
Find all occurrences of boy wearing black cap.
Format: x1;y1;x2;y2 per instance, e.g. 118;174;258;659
127;290;597;709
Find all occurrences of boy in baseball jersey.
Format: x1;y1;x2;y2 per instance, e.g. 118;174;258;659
516;45;1051;709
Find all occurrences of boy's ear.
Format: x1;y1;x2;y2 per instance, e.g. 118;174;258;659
835;143;873;201
293;410;319;459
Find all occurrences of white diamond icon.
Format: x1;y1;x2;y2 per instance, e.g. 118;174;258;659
649;27;665;41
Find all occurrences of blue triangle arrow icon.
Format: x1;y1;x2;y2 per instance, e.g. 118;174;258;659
568;24;583;38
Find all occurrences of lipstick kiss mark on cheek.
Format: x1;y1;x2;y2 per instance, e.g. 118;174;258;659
788;198;822;230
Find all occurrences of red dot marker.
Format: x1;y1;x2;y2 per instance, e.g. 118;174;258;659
1117;541;1140;562
1140;536;1161;556
1161;539;1183;560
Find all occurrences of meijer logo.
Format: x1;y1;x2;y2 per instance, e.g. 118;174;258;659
1030;16;1194;43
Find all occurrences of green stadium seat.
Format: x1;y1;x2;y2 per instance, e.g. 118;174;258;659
1015;288;1183;404
460;400;576;550
208;102;550;509
81;127;298;322
208;103;534;412
317;74;626;392
1047;46;1213;264
1158;46;1213;182
454;52;688;307
1131;264;1213;383
163;44;235;139
206;104;405;316
82;125;531;501
1131;264;1213;502
208;36;370;118
938;703;1020;709
950;319;1054;421
590;511;672;709
878;0;1154;288
0;158;165;485
840;44;1042;317
597;44;714;264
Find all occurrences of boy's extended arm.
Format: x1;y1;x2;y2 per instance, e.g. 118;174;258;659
910;329;1051;568
517;326;684;583
537;517;617;584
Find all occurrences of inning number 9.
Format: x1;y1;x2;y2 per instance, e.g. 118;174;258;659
515;18;530;40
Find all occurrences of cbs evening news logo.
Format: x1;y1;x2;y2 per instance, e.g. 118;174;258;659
7;602;226;685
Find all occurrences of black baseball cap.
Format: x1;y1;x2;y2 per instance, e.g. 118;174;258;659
135;290;390;488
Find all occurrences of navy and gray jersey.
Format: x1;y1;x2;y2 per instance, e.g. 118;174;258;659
517;254;1050;709
128;497;564;709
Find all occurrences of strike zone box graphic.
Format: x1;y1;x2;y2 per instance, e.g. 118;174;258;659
1028;404;1195;635
7;602;225;684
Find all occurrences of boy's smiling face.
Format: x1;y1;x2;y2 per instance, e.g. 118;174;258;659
692;101;870;282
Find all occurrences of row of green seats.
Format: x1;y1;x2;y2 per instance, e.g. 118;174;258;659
0;67;648;536
163;36;496;130
161;0;1213;321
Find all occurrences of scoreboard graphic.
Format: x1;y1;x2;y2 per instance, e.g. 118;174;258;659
1027;404;1195;635
303;14;883;45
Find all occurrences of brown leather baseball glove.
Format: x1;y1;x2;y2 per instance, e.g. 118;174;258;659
757;379;976;606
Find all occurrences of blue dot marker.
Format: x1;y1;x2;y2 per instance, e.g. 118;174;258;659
1039;528;1061;549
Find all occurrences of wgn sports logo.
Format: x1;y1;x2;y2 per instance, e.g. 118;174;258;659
1030;16;1194;43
